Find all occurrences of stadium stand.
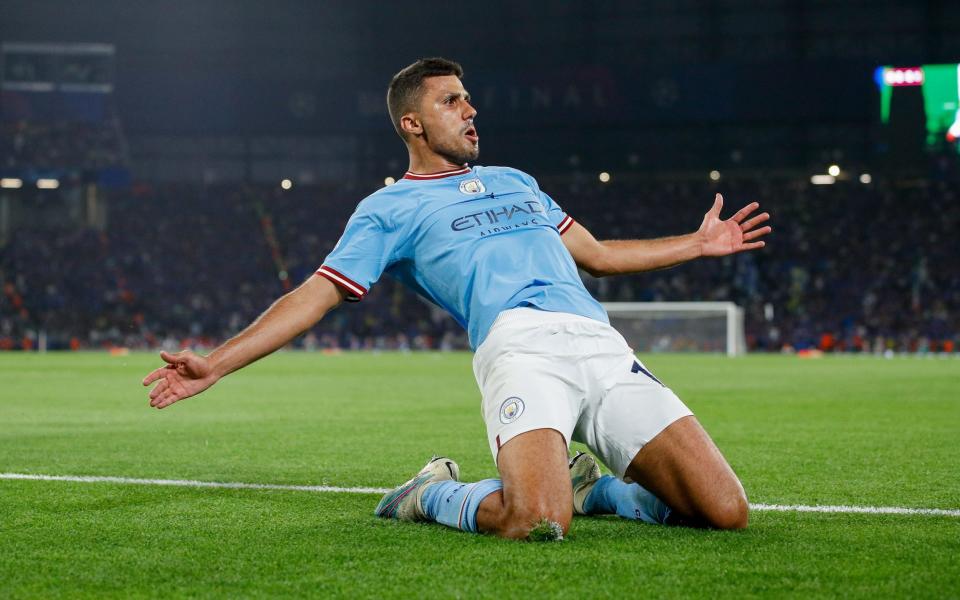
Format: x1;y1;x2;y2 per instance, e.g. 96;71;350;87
1;175;957;353
1;120;124;170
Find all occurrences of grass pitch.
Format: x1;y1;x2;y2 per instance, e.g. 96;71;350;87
1;352;958;598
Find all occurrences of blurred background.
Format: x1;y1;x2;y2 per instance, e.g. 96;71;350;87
1;0;958;354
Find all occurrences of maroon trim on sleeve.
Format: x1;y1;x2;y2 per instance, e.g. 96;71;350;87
315;265;366;302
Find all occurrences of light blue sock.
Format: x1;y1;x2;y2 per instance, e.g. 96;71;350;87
420;479;503;533
583;475;671;524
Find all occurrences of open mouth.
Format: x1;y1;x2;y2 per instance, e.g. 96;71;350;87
464;126;479;143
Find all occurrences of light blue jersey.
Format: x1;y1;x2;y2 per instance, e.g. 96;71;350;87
317;165;608;349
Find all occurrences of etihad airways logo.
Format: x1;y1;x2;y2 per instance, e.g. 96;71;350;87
450;200;546;232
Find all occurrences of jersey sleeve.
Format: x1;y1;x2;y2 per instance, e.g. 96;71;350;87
316;207;404;302
519;170;574;235
538;189;575;235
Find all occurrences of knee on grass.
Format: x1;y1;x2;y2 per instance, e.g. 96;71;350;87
499;503;572;540
703;492;749;530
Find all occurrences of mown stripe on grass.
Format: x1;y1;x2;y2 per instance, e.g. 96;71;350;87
3;472;959;517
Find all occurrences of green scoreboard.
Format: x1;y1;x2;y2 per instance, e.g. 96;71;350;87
877;64;960;152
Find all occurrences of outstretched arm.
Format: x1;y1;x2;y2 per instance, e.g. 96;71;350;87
561;193;770;277
141;275;346;409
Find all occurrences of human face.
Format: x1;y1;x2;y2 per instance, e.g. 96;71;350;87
416;75;479;165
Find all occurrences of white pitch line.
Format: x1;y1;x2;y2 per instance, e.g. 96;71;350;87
0;473;391;495
749;503;960;517
2;473;959;518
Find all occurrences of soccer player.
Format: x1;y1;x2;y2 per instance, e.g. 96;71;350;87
142;58;771;540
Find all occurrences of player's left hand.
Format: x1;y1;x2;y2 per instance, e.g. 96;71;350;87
698;194;771;257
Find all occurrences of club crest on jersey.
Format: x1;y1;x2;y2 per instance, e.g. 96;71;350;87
499;397;525;424
459;178;486;195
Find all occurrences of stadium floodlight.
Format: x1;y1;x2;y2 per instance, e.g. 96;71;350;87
811;174;835;185
860;173;872;184
384;176;396;186
36;178;59;189
281;179;293;190
0;178;23;189
598;171;611;183
602;301;746;357
709;170;721;181
828;164;841;177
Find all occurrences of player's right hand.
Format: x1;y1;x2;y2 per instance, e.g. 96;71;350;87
141;350;219;409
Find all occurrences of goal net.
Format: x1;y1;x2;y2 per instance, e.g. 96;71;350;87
602;302;747;356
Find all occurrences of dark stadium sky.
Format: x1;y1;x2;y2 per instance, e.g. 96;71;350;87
2;0;957;172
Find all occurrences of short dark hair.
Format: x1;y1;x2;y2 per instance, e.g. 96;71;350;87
387;57;464;139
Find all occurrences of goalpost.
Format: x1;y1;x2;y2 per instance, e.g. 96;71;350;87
602;302;747;357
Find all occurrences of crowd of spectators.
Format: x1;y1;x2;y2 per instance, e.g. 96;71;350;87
560;175;959;354
0;181;458;351
1;173;958;354
0;120;125;170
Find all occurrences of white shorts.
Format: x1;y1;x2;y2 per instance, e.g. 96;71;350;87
472;307;693;480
